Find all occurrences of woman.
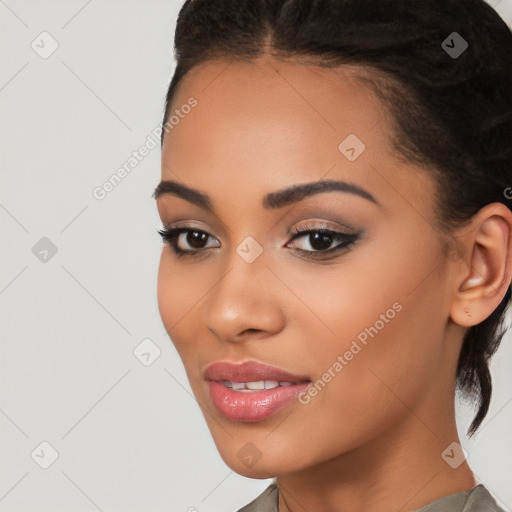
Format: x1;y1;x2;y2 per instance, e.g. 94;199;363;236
153;0;512;510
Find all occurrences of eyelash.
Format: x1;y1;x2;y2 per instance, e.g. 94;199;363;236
157;223;359;260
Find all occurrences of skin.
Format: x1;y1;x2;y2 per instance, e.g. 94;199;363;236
155;55;512;512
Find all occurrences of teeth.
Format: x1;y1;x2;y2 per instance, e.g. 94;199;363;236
246;381;265;390
220;380;294;390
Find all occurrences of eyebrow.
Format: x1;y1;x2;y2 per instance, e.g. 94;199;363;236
152;179;379;211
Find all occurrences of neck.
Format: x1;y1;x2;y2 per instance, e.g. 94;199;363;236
277;413;476;512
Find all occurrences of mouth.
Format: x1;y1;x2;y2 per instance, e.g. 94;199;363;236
204;360;309;383
204;361;311;422
217;379;298;391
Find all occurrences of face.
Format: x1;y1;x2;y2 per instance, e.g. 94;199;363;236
155;57;462;478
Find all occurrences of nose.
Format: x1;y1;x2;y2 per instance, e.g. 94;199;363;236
201;251;287;343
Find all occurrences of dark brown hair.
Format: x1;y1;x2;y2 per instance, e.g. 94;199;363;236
161;0;512;436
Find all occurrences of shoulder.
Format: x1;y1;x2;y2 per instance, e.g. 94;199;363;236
232;482;505;512
235;482;279;512
414;484;506;512
459;485;507;512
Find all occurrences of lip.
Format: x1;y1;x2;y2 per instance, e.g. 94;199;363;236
204;360;310;383
204;361;310;422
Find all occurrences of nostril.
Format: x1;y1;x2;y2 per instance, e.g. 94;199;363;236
241;328;261;335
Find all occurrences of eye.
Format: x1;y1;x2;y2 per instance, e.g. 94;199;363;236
157;226;220;257
157;222;360;261
286;223;360;259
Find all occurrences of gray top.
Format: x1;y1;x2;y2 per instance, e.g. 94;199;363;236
236;482;506;512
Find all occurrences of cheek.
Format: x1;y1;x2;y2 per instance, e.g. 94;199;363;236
302;288;445;434
157;252;203;357
280;248;445;422
258;307;438;471
278;257;404;359
157;253;178;332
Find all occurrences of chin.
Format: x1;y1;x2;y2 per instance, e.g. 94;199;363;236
220;451;288;479
210;433;312;479
233;464;278;479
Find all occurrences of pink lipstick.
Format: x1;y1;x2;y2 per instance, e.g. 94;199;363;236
204;361;310;422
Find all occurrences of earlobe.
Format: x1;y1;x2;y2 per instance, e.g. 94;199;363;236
450;203;512;327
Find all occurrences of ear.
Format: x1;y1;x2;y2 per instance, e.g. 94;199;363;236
450;203;512;327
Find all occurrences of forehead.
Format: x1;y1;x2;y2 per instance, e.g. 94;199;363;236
165;57;389;149
160;57;435;221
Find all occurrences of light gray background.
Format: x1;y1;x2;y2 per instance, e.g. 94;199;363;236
0;1;511;511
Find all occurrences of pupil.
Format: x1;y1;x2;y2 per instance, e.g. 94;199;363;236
187;231;207;248
311;233;332;250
